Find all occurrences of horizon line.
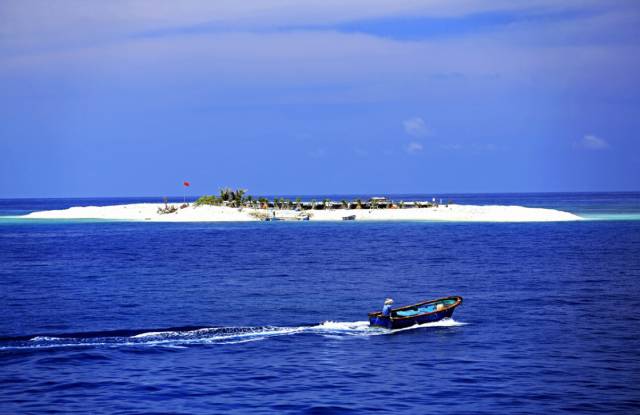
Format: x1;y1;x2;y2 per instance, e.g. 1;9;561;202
1;190;639;200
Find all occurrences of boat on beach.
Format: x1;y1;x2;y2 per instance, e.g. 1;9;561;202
368;296;462;329
264;213;310;221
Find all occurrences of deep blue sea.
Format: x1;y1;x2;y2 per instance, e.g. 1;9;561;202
1;193;639;414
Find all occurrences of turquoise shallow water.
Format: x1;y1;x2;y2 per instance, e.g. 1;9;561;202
1;193;639;414
578;213;640;220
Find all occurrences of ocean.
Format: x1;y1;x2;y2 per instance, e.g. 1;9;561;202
1;193;639;414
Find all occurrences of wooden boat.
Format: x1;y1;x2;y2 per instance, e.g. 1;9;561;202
368;296;462;329
264;214;310;221
342;215;356;220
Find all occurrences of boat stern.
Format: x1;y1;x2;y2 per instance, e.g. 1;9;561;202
368;313;393;329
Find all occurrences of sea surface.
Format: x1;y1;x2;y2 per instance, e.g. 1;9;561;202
1;193;639;414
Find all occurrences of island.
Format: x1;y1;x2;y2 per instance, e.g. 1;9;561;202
21;188;583;222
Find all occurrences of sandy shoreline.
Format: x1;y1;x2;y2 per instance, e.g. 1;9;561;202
20;203;583;222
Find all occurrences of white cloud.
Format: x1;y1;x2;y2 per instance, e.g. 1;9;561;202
440;143;499;151
1;1;638;118
1;0;612;53
403;117;430;137
3;4;639;104
577;134;609;150
405;141;423;154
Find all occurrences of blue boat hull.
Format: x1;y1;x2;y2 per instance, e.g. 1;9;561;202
368;296;462;330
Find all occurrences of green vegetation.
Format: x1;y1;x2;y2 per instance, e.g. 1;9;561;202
190;187;442;211
193;195;218;206
193;187;248;207
157;196;178;214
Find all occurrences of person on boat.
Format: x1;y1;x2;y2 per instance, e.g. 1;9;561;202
382;298;394;317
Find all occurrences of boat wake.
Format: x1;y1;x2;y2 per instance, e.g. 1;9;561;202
0;319;465;351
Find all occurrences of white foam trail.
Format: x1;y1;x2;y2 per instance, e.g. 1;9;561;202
1;319;465;350
6;342;112;350
389;318;467;333
131;331;170;338
310;320;372;332
314;320;369;329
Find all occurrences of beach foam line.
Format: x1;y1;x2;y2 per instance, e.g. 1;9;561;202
0;319;465;350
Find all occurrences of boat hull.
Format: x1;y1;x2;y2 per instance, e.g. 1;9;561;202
368;296;462;330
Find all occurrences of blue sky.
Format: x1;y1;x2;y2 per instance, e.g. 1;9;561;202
1;0;639;197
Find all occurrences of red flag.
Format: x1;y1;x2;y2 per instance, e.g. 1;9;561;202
183;181;190;187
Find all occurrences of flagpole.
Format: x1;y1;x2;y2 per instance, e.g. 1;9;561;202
183;181;190;205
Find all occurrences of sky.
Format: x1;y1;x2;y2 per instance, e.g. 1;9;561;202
1;0;639;198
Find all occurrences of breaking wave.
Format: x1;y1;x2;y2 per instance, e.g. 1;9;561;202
0;319;465;351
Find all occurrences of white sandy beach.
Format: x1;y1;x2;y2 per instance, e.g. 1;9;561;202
21;203;582;222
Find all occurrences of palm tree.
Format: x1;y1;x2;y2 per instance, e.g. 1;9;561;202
323;198;331;210
355;199;362;209
340;199;348;209
295;197;302;210
311;199;317;210
235;188;247;205
219;187;231;202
